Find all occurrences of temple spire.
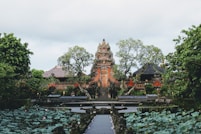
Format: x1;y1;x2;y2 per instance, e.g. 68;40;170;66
90;39;118;88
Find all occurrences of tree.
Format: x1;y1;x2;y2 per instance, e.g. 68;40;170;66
0;33;33;108
25;69;45;98
112;64;126;80
0;33;33;76
140;45;164;66
163;24;201;100
0;33;33;96
0;63;15;78
0;63;20;108
116;38;144;77
116;38;164;78
0;63;15;99
58;45;93;75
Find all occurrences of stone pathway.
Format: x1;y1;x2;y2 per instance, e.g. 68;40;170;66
84;115;115;134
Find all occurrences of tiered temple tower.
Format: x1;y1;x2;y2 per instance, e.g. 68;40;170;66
90;39;118;89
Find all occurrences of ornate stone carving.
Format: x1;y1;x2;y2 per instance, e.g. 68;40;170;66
90;39;118;88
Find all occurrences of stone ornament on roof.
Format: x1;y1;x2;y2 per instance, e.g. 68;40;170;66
98;39;110;49
96;39;114;62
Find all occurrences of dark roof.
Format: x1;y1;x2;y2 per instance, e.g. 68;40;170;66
43;66;69;78
133;63;164;75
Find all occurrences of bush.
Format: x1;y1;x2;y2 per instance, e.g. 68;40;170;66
145;84;154;94
130;90;146;96
125;109;201;133
65;86;74;96
64;86;85;96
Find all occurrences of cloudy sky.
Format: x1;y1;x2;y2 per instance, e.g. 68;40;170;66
1;0;201;73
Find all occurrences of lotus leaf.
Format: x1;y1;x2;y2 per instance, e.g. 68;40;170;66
191;111;199;117
0;105;81;134
126;109;201;133
32;121;40;125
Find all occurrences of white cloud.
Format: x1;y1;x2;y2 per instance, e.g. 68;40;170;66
1;0;201;72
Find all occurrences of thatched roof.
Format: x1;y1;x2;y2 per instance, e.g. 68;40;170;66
133;63;164;76
43;66;69;78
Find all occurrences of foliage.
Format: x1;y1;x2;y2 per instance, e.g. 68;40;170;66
112;64;126;80
125;109;201;133
25;69;46;98
87;84;100;99
1;67;58;102
58;45;93;76
116;38;144;77
160;84;171;97
140;45;164;66
118;88;125;96
68;74;91;84
145;83;155;94
80;75;91;83
31;69;44;78
0;63;16;100
0;33;34;108
130;89;146;96
39;76;60;96
64;85;85;96
0;105;81;134
0;63;15;78
112;113;126;134
0;33;33;76
64;86;75;96
116;38;164;78
7;69;57;99
174;98;201;110
163;24;201;100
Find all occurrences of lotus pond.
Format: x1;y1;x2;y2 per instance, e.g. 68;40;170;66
1;105;201;134
125;109;201;134
0;105;80;134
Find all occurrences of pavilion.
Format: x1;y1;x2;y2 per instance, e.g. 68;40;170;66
43;65;69;82
133;63;165;82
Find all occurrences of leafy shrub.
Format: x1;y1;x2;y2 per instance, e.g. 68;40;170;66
145;84;154;94
0;105;81;133
125;109;201;133
65;85;75;96
130;90;146;96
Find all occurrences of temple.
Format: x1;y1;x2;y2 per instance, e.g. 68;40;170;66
90;39;119;89
133;63;164;81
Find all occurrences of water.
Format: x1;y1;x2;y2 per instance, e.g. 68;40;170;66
84;115;115;134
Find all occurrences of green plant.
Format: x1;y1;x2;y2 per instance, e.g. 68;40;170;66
0;105;82;133
125;109;201;133
145;84;154;94
65;86;74;96
130;90;146;96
